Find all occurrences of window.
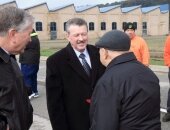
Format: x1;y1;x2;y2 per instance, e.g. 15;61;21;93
112;22;117;30
50;22;56;31
36;22;42;31
89;22;94;31
122;22;127;30
64;22;67;31
143;22;147;29
133;22;137;30
142;22;147;35
101;22;106;30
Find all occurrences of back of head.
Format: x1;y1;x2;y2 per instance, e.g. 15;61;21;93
0;6;34;36
95;30;130;51
65;17;88;33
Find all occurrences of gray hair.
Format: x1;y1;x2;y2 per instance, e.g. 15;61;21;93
65;17;88;33
0;6;34;36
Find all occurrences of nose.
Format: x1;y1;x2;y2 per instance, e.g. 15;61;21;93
78;35;84;41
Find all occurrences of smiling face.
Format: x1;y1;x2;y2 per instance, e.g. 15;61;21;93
66;25;88;52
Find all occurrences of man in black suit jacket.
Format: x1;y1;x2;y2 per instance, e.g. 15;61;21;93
46;18;105;130
0;6;34;130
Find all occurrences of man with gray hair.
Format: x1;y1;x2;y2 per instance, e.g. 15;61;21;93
0;6;34;130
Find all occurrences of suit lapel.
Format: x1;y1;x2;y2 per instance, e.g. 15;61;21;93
87;46;98;85
66;44;90;82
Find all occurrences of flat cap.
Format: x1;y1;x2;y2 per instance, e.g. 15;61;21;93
124;22;136;31
95;30;130;51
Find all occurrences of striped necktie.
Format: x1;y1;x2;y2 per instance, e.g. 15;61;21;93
79;53;91;76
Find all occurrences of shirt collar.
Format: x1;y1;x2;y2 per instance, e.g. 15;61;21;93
73;48;88;58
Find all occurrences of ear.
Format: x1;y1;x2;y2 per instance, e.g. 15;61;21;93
8;29;17;40
65;32;69;41
101;48;108;59
104;48;109;59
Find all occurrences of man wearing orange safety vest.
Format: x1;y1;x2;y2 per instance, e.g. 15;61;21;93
163;34;170;122
124;22;150;66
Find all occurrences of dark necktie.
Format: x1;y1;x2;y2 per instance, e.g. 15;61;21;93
79;53;91;76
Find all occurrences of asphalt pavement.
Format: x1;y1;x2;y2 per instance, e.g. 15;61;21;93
29;56;170;130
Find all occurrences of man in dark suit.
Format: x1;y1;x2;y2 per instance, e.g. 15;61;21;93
0;6;34;130
46;17;105;130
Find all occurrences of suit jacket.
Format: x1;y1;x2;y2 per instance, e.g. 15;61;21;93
0;48;33;130
46;43;105;130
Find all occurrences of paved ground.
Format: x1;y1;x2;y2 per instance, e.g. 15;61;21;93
28;57;170;130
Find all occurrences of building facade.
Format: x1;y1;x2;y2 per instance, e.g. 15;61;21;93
0;1;169;40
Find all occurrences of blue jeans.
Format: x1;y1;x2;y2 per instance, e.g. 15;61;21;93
21;64;39;94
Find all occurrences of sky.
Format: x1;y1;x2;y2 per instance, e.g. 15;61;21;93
1;0;123;5
57;0;123;5
38;0;122;6
15;0;123;9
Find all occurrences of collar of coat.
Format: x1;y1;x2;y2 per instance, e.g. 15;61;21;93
0;47;10;63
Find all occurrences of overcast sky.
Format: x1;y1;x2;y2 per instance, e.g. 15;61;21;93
40;0;122;5
55;0;123;5
16;0;123;9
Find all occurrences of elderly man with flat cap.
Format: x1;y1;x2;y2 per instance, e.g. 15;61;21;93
89;30;161;130
124;22;150;66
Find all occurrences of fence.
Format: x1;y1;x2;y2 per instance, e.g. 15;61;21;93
40;35;168;65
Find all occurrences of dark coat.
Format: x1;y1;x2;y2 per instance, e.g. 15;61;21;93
46;43;105;130
19;35;40;65
0;48;33;130
90;52;161;130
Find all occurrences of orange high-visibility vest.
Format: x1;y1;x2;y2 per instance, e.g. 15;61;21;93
130;35;150;66
164;35;170;67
